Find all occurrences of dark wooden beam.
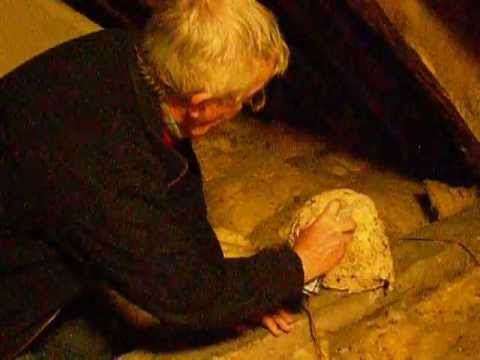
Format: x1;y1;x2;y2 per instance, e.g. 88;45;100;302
260;0;479;179
344;0;480;174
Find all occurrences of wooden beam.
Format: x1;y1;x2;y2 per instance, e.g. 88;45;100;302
259;0;479;178
344;0;480;173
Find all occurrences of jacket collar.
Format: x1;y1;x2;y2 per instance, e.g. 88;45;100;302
127;35;189;188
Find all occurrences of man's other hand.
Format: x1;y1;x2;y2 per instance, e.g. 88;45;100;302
260;308;295;336
233;308;296;337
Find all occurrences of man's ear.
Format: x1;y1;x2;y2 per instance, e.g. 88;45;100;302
188;92;212;118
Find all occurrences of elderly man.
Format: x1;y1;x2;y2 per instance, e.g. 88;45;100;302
0;0;355;358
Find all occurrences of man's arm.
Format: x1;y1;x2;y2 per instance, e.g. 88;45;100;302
98;200;355;335
260;200;355;335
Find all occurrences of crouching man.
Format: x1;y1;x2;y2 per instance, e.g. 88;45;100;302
0;0;355;358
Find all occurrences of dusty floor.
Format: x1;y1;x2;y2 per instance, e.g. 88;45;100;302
330;268;480;360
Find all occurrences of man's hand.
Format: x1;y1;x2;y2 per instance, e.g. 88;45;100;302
293;200;356;283
260;308;295;336
233;308;296;337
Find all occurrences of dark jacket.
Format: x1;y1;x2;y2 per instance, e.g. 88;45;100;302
0;29;303;358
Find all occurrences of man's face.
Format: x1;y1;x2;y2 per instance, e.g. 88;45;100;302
183;100;243;138
183;66;273;138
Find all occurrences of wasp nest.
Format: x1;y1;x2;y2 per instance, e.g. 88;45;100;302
288;189;395;293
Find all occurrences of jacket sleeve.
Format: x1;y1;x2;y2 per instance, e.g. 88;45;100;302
52;144;304;332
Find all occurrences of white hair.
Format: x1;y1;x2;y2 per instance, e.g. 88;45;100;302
141;0;289;100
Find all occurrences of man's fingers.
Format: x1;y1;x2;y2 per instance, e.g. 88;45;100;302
260;309;295;336
278;309;294;324
322;199;341;217
332;237;348;259
338;218;356;233
342;231;354;246
262;316;281;336
272;314;292;332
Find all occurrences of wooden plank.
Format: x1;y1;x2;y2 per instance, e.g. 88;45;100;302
262;0;476;178
344;0;480;173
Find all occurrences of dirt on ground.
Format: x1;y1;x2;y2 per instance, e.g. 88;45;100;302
329;268;480;360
